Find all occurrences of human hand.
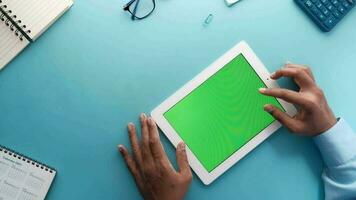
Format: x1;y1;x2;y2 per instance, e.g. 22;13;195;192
118;114;192;200
259;63;337;137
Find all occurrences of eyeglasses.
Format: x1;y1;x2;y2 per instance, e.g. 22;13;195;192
123;0;156;20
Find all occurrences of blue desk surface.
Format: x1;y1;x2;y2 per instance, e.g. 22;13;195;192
1;0;356;199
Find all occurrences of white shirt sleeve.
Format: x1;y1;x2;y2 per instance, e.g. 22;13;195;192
313;118;356;200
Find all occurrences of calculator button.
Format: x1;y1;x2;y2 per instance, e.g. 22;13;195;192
311;0;318;3
332;0;338;4
311;5;321;15
343;1;350;8
324;16;337;28
322;7;331;15
318;13;326;20
332;0;341;6
326;3;336;11
333;10;341;18
321;0;328;4
338;5;346;13
325;2;332;8
305;0;313;7
316;1;323;7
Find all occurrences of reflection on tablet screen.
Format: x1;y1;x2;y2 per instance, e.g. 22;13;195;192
164;54;285;172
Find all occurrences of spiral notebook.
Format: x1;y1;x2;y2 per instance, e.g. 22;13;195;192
0;0;73;70
0;145;56;200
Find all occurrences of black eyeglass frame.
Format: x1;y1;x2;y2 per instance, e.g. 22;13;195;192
123;0;156;20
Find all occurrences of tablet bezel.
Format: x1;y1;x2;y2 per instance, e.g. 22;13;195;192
151;41;297;185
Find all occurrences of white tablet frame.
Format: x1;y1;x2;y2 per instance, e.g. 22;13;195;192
151;41;297;185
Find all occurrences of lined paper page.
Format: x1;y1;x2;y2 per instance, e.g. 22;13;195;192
0;19;29;70
0;147;56;200
2;0;73;40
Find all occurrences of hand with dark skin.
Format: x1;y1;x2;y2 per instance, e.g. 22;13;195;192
118;113;192;200
259;63;337;136
119;63;337;200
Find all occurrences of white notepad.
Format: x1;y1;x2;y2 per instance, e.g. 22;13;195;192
0;0;73;70
0;145;56;200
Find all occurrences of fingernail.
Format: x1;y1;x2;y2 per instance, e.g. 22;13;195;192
118;145;124;152
140;113;146;120
264;105;274;113
178;142;185;150
270;72;276;78
128;123;134;130
148;117;154;125
259;88;267;93
286;61;292;64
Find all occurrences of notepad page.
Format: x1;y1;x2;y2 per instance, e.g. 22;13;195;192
0;149;56;200
0;19;29;70
2;0;73;40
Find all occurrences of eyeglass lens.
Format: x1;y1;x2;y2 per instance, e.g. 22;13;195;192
126;0;155;20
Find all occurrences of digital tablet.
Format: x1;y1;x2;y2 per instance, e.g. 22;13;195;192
151;41;297;185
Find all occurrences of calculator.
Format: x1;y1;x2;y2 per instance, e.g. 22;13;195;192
295;0;355;32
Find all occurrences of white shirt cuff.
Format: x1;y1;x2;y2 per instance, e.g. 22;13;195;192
313;118;356;168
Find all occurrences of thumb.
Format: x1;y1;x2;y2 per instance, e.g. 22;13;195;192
264;104;300;133
176;142;191;176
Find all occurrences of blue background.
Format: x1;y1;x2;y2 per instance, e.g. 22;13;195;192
1;0;355;199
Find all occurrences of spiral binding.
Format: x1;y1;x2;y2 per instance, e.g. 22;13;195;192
0;145;55;174
0;0;32;42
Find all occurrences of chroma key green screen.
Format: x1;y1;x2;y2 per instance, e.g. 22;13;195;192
164;54;284;172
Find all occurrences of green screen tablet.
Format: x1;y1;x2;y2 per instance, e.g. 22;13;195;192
163;54;284;172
